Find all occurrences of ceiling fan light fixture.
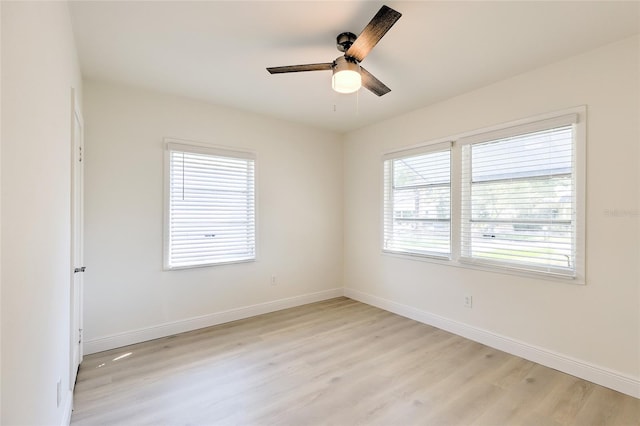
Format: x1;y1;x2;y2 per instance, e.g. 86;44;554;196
332;56;361;94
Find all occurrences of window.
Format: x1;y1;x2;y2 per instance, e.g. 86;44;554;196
461;117;577;277
382;108;585;282
383;143;451;258
164;140;256;269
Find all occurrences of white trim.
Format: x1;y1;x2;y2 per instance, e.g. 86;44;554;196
573;107;587;284
383;140;453;160
84;288;344;355
381;249;450;261
458;113;579;146
165;257;255;271
163;137;257;270
458;106;586;283
83;286;639;398
61;390;73;426
344;287;640;399
380;106;587;285
381;250;585;285
69;86;84;391
454;108;582;144
164;137;255;160
382;146;453;258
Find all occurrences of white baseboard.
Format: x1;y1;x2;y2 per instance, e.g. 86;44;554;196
344;287;640;399
83;286;639;399
61;390;73;426
84;288;344;355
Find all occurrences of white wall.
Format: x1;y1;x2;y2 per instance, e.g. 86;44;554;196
83;81;343;350
343;36;639;387
1;2;82;424
0;1;3;421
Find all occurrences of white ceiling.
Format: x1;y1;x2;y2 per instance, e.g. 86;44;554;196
69;1;640;133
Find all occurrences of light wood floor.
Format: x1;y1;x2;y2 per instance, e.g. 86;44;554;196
71;297;639;425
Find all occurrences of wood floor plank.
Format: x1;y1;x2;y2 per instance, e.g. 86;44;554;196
71;297;640;425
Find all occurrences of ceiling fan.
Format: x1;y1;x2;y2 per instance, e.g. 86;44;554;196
267;5;402;96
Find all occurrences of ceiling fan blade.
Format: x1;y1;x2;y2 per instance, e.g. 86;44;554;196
267;63;333;74
360;67;391;97
346;5;402;62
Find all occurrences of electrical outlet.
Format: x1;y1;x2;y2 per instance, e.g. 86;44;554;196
270;275;277;286
464;295;473;308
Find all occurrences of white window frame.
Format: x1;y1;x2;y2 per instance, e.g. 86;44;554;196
382;141;453;259
163;138;257;270
381;106;586;284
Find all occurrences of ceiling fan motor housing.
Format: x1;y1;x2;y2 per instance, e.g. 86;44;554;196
332;55;361;72
336;32;358;53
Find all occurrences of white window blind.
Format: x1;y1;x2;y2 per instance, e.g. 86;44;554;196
165;141;255;269
383;145;451;258
460;124;576;276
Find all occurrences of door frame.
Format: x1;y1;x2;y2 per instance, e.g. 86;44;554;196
70;87;84;390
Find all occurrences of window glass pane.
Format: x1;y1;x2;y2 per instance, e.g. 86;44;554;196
467;222;573;269
462;125;575;275
384;150;451;257
167;148;255;269
394;151;450;186
471;177;573;222
472;127;572;182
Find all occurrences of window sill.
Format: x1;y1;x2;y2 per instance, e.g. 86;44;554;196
381;250;585;285
164;258;256;271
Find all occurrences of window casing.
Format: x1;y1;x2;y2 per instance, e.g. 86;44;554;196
164;140;256;269
461;122;576;277
382;108;585;283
